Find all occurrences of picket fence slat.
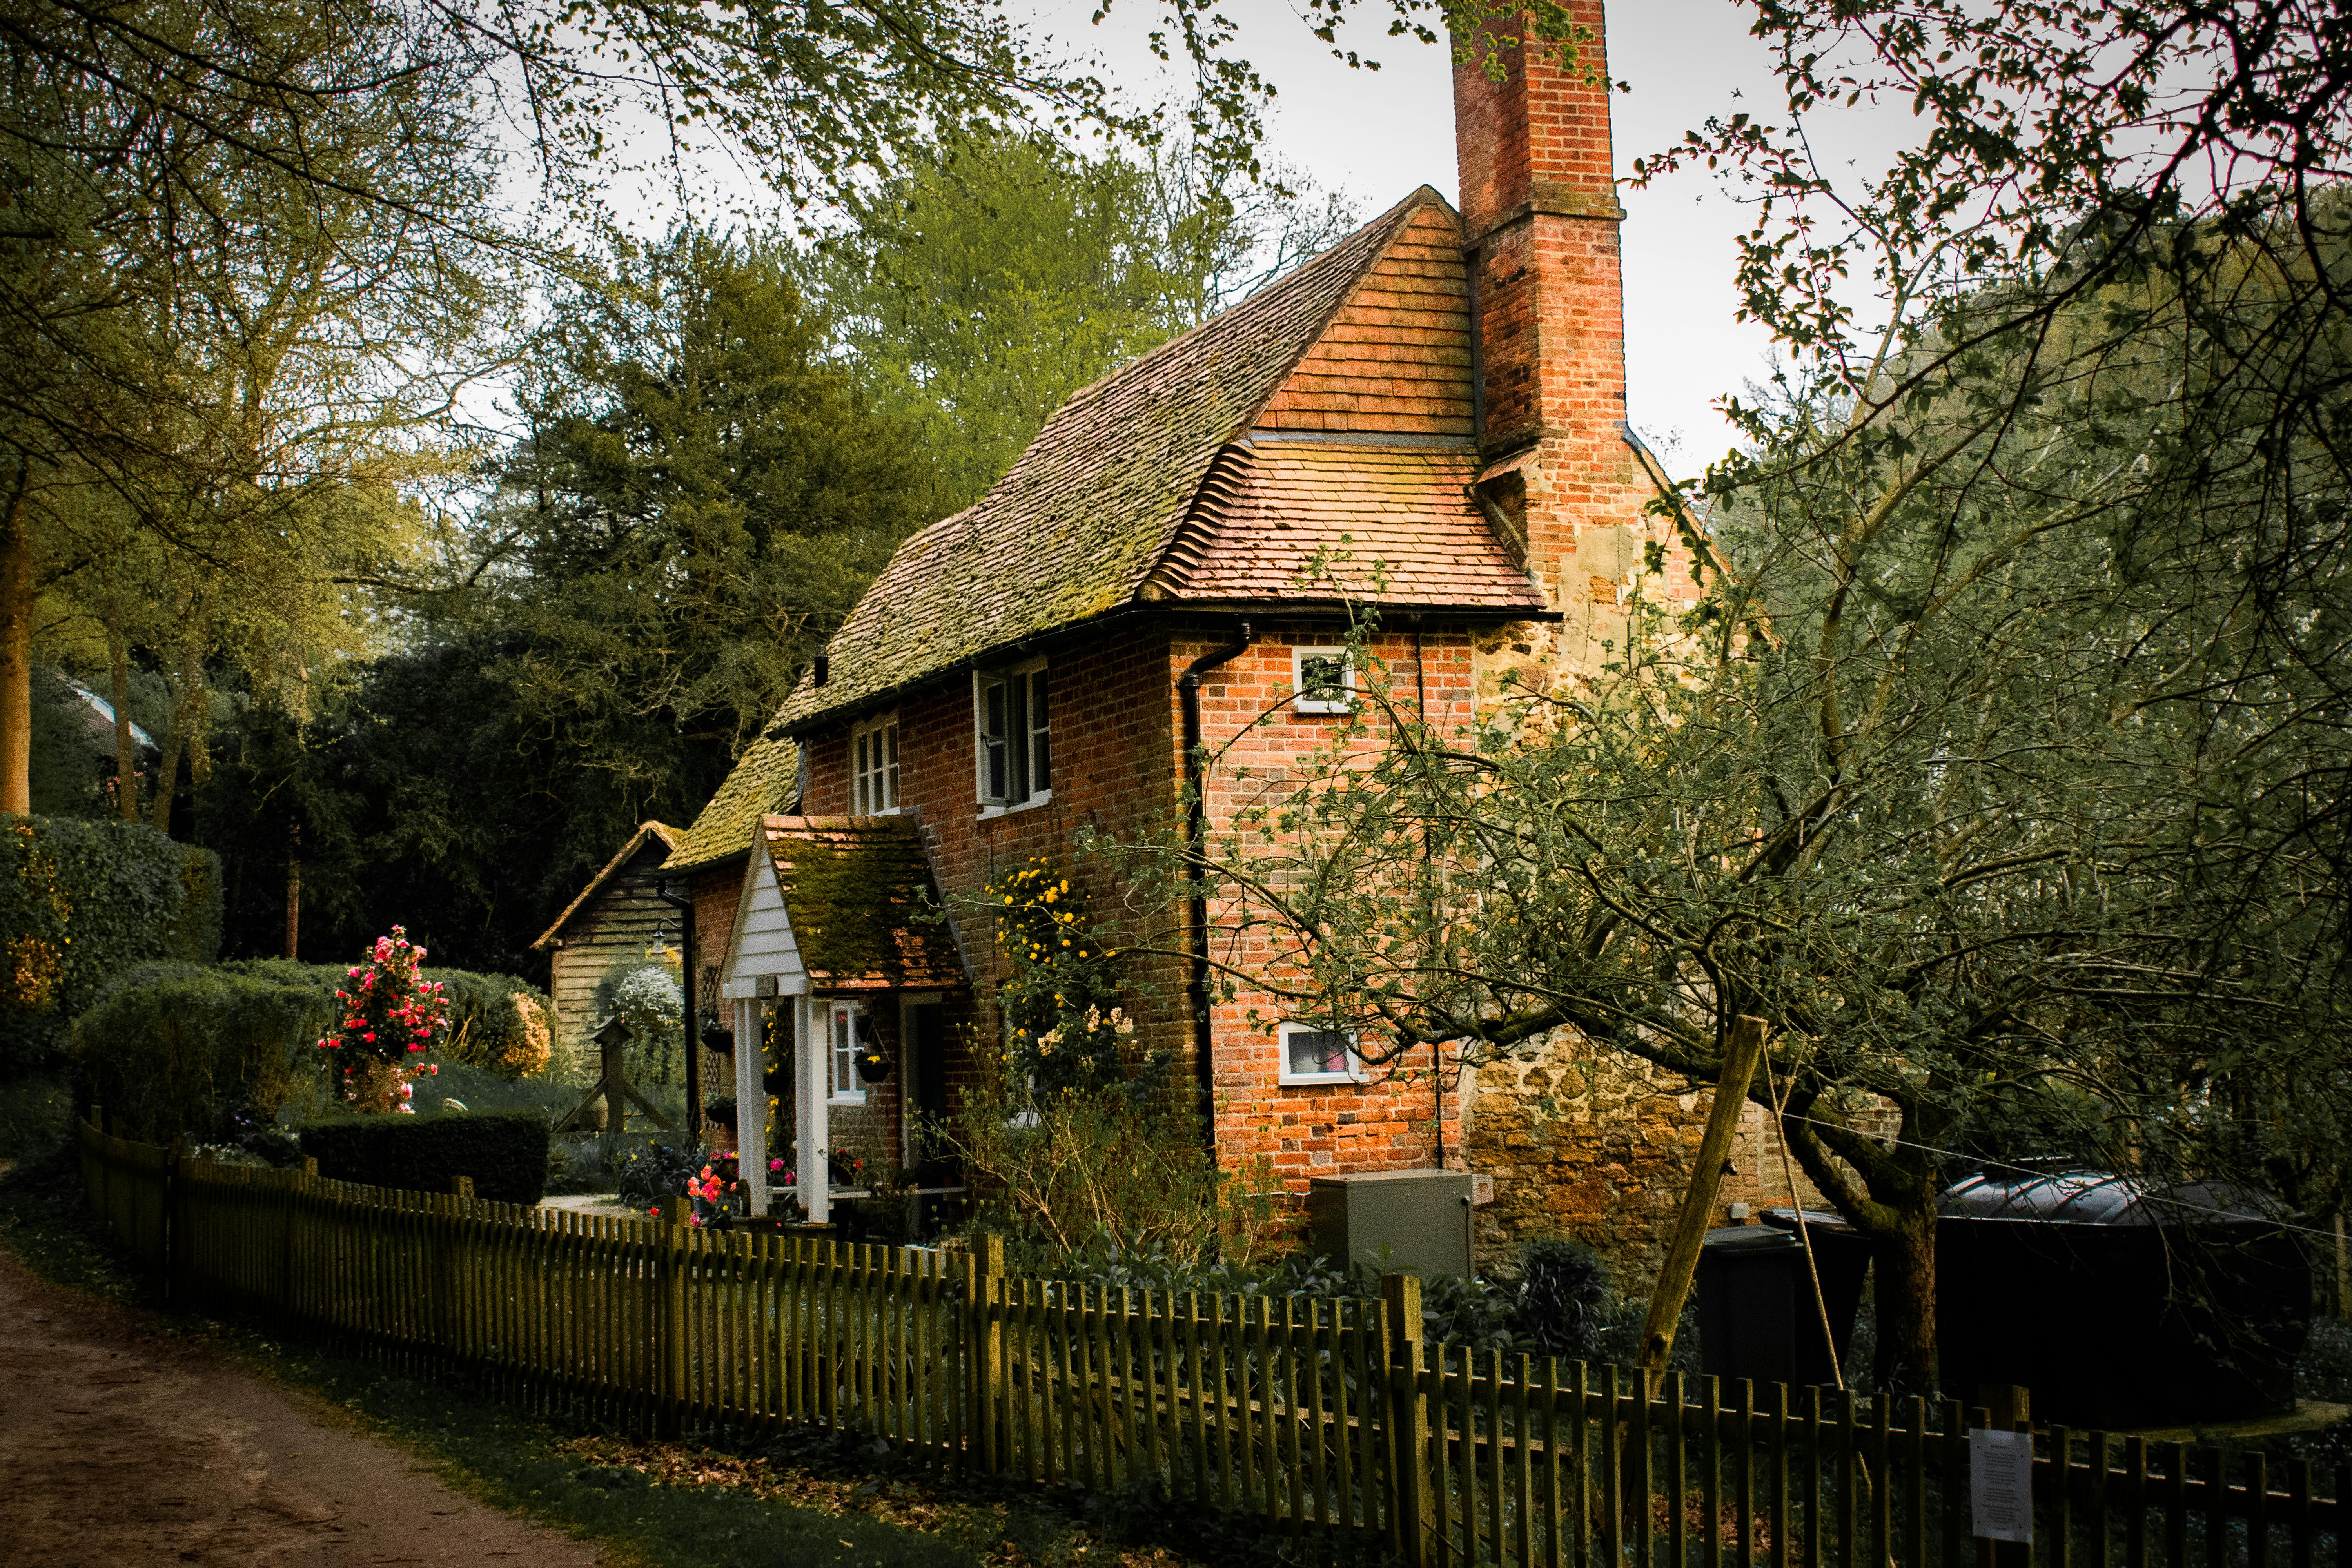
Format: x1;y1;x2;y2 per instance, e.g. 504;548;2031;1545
73;1116;2350;1568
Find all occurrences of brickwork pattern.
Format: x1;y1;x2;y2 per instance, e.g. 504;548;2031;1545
1191;623;1488;1191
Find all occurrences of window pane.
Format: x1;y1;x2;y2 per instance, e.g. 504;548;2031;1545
982;680;1008;800
1301;653;1347;704
1287;1029;1349;1076
884;725;899;811
1030;670;1051;791
1007;671;1029;802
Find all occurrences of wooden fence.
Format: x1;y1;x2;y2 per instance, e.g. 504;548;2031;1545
74;1115;2348;1568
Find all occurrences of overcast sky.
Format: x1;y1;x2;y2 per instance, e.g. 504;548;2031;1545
1020;0;1806;473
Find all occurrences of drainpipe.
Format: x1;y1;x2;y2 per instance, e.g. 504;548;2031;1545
652;877;698;1145
1179;620;1253;1157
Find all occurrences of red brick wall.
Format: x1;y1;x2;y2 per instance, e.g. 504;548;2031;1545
1187;621;1487;1192
791;619;1527;1200
686;858;744;1016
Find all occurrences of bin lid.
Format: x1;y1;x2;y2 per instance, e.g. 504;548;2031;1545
1757;1207;1862;1237
1702;1224;1802;1254
1940;1171;2288;1227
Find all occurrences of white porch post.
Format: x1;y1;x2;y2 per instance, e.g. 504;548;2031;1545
797;993;830;1224
735;997;766;1215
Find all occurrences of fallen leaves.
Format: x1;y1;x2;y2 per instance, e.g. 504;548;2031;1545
549;1434;1203;1567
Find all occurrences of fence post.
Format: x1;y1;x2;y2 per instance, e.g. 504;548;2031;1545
160;1137;183;1306
962;1234;1004;1475
1383;1271;1433;1568
661;1210;689;1436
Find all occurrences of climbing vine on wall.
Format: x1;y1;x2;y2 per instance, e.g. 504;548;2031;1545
989;858;1151;1097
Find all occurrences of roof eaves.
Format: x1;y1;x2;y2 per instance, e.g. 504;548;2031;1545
532;820;684;950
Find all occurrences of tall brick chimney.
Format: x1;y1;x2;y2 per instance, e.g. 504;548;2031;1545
1455;4;1657;618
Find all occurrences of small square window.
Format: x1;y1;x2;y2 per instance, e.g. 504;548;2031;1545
1279;1023;1363;1085
1293;646;1354;713
852;715;899;816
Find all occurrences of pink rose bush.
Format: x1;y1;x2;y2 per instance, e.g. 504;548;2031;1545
316;926;452;1113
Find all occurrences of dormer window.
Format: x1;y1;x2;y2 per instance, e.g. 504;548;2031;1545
852;714;899;815
975;660;1050;811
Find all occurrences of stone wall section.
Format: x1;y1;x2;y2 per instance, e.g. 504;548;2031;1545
1464;1033;1858;1289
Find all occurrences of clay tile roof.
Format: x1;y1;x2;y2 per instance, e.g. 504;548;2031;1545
761;814;963;990
777;185;1508;735
1141;437;1546;609
532;820;684;950
661;735;800;872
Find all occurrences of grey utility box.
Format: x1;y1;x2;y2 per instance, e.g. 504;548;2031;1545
1307;1169;1475;1279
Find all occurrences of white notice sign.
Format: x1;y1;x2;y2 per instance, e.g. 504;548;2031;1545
1971;1428;2035;1543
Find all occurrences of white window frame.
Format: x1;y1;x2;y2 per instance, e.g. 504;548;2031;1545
851;713;900;816
1278;1021;1365;1085
826;999;867;1104
1292;645;1355;714
973;657;1051;813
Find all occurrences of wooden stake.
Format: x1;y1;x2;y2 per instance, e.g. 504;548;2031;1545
1636;1015;1769;1395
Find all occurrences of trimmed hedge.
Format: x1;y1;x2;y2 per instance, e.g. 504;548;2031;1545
301;1109;552;1204
2;817;222;1072
70;960;336;1144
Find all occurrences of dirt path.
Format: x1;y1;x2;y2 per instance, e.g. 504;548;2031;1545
0;1249;604;1567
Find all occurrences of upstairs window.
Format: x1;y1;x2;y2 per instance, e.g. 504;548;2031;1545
975;661;1051;810
1279;1022;1364;1085
852;714;899;815
1293;646;1354;713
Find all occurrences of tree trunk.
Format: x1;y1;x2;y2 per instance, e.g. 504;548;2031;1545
0;468;29;817
285;825;301;960
151;695;184;834
107;616;136;821
1869;1198;1940;1394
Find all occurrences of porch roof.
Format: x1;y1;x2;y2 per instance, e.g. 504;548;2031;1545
761;814;965;991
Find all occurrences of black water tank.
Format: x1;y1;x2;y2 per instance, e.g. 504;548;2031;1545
1937;1172;2309;1428
1697;1210;1873;1388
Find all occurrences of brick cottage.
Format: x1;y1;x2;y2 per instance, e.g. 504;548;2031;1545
628;2;1827;1269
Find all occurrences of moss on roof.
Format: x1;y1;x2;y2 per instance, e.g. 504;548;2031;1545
776;188;1455;735
764;815;964;990
661;735;799;872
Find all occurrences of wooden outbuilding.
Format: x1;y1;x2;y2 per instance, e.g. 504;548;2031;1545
531;820;684;1069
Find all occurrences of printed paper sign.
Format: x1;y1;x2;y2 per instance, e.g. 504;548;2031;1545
1971;1428;2035;1543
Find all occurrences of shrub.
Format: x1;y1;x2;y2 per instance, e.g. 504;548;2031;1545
301;1108;552;1204
70;960;337;1144
436;971;555;1081
1516;1237;1613;1361
319;927;452;1112
1;817;222;1072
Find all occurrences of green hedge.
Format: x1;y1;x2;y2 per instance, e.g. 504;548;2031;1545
69;960;336;1145
301;1109;551;1204
2;817;222;1073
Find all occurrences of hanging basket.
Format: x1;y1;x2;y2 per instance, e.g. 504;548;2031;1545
854;1048;892;1084
701;1024;735;1055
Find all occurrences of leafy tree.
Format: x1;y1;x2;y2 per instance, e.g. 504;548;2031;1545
473;226;924;780
1145;4;2352;1394
808;130;1357;515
